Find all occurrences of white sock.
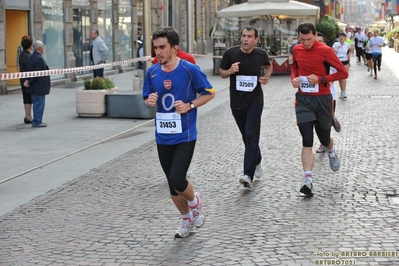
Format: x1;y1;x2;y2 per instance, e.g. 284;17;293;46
188;196;198;208
328;148;336;157
182;212;193;220
304;171;312;182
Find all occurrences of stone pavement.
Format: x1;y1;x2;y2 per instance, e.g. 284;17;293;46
1;48;399;265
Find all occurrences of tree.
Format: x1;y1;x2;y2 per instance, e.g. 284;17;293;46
316;16;339;47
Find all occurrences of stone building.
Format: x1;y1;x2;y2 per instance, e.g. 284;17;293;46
0;0;220;94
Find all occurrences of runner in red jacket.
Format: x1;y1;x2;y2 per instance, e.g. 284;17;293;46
290;22;348;195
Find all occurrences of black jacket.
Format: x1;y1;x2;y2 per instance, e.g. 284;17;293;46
25;51;51;95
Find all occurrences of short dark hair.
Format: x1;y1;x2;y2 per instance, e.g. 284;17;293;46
240;26;258;38
152;27;179;47
338;32;347;37
21;38;33;50
297;22;316;35
316;31;326;43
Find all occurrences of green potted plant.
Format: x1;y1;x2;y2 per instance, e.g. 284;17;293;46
76;77;118;117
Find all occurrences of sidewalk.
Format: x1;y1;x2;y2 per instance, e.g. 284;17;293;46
1;48;399;265
0;55;230;216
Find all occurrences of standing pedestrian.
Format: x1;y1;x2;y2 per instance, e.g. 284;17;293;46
143;27;215;238
89;29;109;78
16;35;30;72
332;32;353;99
19;37;33;124
370;29;386;80
219;26;273;188
291;22;348;195
23;41;50;128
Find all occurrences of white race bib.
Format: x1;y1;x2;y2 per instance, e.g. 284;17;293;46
156;112;182;134
299;76;319;93
236;75;257;92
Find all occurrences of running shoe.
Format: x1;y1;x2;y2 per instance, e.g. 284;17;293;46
316;144;327;153
191;192;206;228
339;91;344;99
328;150;340;172
333;117;341;133
374;76;377;79
300;178;313;195
341;91;347;99
174;218;194;238
370;71;373;76
254;162;262;178
239;175;252;188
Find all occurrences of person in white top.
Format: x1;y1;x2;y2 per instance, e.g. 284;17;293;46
353;27;364;64
361;28;369;64
332;32;353;99
369;29;386;79
364;31;374;76
315;32;342;153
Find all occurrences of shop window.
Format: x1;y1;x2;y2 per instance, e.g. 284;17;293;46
42;0;65;79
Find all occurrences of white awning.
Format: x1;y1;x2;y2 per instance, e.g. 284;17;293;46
217;0;319;18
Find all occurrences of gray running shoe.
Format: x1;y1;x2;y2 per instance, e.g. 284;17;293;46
239;175;252;188
328;150;340;172
341;91;347;98
174;219;194;238
300;178;313;195
191;192;206;228
254;162;262;178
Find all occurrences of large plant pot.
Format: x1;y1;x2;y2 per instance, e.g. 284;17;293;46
388;40;394;48
76;88;117;117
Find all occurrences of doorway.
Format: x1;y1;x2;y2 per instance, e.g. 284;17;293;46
72;8;91;74
5;10;29;86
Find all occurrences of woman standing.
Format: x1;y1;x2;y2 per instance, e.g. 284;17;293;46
332;32;353;99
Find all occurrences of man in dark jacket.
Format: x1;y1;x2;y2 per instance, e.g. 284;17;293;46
24;40;51;128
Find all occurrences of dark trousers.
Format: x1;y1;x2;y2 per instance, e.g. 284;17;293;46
232;102;263;179
93;67;104;78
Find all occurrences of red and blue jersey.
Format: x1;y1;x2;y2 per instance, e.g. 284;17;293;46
143;60;214;145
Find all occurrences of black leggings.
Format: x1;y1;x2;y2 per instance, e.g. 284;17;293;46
298;121;331;148
157;141;196;196
373;54;382;76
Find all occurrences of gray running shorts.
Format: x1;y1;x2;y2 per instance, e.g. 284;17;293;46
295;92;333;130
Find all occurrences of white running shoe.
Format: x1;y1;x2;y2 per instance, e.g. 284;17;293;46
239;175;252;188
174;218;194;238
300;178;313;195
191;192;206;228
316;144;327;153
254;163;262;178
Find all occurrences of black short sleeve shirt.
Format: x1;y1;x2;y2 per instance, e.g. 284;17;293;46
220;46;271;110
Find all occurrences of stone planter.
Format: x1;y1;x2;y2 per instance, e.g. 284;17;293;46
76;87;117;117
133;77;140;91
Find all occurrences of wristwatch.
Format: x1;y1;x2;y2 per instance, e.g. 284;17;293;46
190;101;195;109
321;76;327;87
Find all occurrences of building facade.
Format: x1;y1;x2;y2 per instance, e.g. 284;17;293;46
0;0;219;94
